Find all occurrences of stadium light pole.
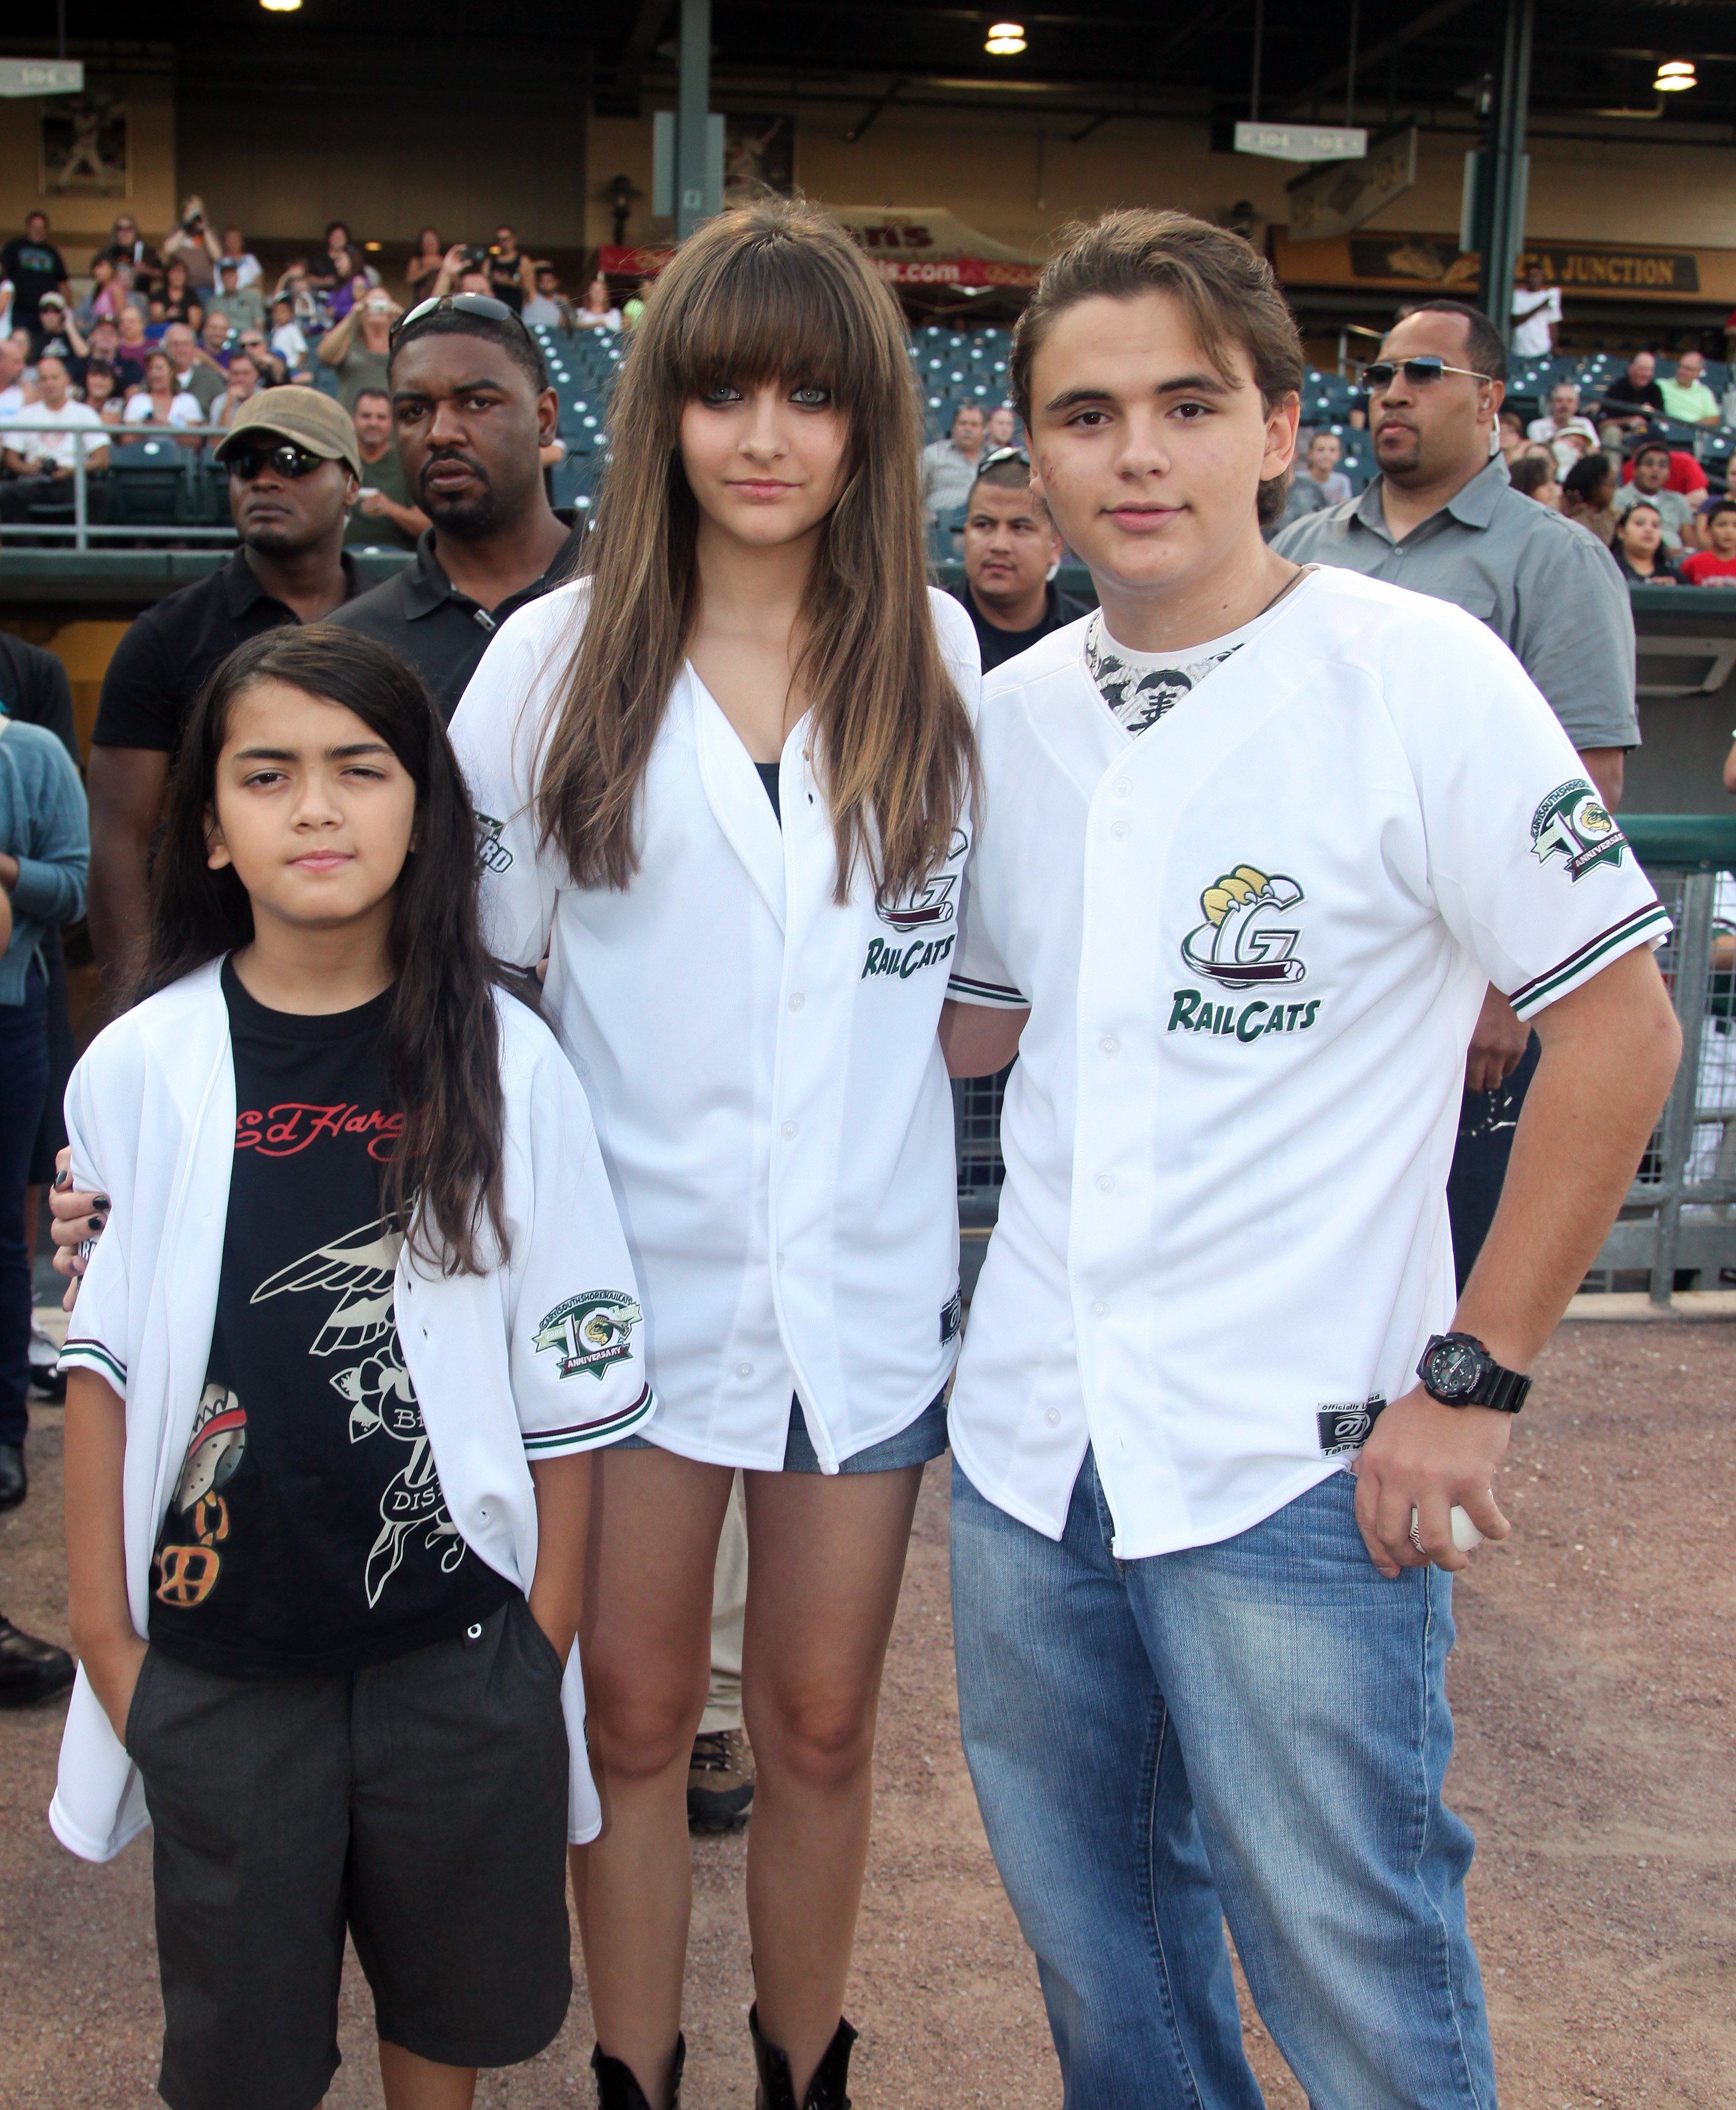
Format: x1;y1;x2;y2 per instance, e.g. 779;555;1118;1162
675;0;712;241
1469;0;1533;346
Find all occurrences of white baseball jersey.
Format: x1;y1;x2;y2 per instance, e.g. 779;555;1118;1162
948;567;1668;1559
450;582;982;1471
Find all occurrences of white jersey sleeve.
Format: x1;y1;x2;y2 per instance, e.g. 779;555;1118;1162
448;588;583;972
1392;605;1669;1019
502;1007;655;1456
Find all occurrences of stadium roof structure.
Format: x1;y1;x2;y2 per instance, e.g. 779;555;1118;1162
26;0;1736;140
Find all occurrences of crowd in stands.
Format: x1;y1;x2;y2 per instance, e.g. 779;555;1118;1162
0;201;646;534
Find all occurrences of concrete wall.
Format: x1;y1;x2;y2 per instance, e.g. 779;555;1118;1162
0;75;176;262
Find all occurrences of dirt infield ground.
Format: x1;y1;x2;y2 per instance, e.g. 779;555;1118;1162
3;1317;1731;2108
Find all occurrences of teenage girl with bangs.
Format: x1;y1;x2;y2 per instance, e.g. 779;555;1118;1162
55;629;653;2110
450;199;982;2110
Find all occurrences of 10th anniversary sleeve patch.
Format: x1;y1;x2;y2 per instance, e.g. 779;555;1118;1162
534;1291;643;1379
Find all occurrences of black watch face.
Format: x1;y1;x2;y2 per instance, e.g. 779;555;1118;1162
1427;1340;1483;1398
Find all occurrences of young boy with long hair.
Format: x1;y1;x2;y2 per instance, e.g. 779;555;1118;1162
56;628;653;2110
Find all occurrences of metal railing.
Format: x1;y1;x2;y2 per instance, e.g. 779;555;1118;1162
1;417;241;549
953;817;1736;1309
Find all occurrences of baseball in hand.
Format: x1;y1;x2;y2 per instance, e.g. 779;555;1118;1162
1412;1503;1487;1553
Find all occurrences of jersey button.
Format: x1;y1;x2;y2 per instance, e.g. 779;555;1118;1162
1091;1299;1107;1317
1095;1173;1114;1192
781;1120;798;1138
736;1362;754;1381
788;992;805;1011
1099;1036;1119;1056
1044;1407;1062;1427
1109;820;1130;841
1113;777;1131;795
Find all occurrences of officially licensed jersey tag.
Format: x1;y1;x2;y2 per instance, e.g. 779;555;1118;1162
1316;1394;1387;1457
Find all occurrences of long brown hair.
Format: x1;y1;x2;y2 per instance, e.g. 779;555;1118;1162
140;628;511;1278
537;198;974;905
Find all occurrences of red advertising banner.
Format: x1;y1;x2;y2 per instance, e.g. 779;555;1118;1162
599;245;1041;290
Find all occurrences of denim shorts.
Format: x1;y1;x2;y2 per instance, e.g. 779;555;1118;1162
611;1388;950;1473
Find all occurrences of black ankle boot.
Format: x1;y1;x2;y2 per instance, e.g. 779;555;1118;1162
748;2004;857;2110
591;2033;685;2109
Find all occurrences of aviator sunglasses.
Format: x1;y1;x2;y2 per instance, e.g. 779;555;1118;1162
226;442;327;481
1363;357;1495;392
389;291;534;347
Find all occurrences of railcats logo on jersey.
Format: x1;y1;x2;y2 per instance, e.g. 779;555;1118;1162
862;827;968;979
534;1291;643;1381
475;811;514;875
1167;864;1321;1044
1530;778;1626;881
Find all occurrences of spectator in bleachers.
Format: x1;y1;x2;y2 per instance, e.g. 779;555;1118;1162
209;256;265;337
90;211;160;294
343;384;428;551
75;253;121;331
122;348;203;434
486;224;527;314
108;260;149;327
160;195;220;290
232;323;284;386
269;293;310;379
574;275;623;331
1659;350;1720;427
1546;415;1600;475
1611;500;1676;584
163;319;224;417
1497;407;1526;462
1272;296;1639;1290
521;264;571;331
111;304;149;391
81;359;122;426
920;401;985;530
951;451;1088;672
308;219;359;293
329;300;576;717
0;333;34;419
1526;379;1579;441
1600;349;1664;434
405;226;446;297
218;223;261;290
1507;451;1560;508
1510;258;1561;358
1678;499;1736;586
32;294;87;378
0;353;107;516
983;402;1019;453
198;307;233;371
151;257;204;336
622;277;651;330
317;285;397;413
1300;427;1351;503
1;212;71;349
206;347;265;430
1614;438;1696;551
1560;452;1617;544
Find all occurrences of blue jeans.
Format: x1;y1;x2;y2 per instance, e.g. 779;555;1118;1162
951;1451;1496;2110
1;960;50;1447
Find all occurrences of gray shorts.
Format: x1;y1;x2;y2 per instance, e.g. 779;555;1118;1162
125;1596;571;2110
610;1387;950;1473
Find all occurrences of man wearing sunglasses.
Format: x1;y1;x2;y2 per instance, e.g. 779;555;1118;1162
1273;297;1638;1289
86;388;363;994
327;292;576;718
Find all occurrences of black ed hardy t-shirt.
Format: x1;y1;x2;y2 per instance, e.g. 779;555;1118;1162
148;960;509;1677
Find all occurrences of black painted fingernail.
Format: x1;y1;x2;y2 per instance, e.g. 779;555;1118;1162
52;1169;70;1190
87;1215;105;1230
95;1196;110;1210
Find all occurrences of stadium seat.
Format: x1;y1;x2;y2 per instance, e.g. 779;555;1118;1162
105;438;193;528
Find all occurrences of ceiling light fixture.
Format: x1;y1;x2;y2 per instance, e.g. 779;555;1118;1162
259;0;303;11
986;22;1027;55
1654;60;1696;91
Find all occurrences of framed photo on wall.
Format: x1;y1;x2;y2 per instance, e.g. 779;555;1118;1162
724;114;794;204
40;92;130;196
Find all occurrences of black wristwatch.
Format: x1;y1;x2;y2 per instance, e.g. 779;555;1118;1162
1416;1333;1531;1414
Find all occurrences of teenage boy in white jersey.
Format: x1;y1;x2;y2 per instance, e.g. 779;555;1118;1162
938;210;1680;2108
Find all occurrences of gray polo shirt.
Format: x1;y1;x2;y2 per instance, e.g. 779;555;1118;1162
1271;456;1639;751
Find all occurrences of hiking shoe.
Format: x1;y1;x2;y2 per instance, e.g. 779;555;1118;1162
687;1727;754;1831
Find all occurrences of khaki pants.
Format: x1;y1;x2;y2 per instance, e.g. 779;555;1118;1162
699;1472;748;1734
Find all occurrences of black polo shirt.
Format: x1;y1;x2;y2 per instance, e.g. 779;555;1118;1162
953;579;1091;675
327;518;584;721
93;548;365;755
